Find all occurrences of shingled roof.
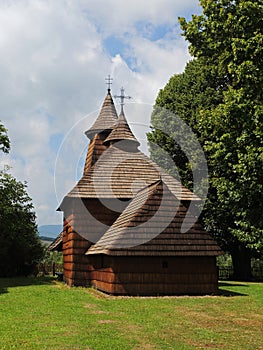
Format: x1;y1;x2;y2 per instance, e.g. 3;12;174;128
48;232;63;251
85;90;118;138
104;111;140;147
86;180;222;257
61;145;198;202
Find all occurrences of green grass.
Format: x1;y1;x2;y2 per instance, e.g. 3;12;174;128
0;278;262;349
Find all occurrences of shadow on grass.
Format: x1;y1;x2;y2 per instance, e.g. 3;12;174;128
218;282;249;297
219;282;249;287
0;276;56;295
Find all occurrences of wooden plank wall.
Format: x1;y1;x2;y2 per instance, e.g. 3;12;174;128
88;256;219;295
83;132;108;174
62;216;91;286
62;198;128;286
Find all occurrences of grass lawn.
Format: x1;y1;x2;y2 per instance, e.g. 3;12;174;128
0;277;262;350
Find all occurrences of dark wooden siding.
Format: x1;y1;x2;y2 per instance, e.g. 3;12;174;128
88;256;218;295
62;216;90;286
62;198;128;286
83;132;109;174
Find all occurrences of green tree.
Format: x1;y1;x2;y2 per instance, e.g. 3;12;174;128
0;170;44;276
0;123;44;277
0;121;10;153
148;59;225;190
149;0;263;280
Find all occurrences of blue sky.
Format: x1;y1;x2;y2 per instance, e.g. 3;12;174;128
0;0;201;226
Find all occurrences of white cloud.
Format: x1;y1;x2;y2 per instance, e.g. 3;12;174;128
0;0;201;226
77;0;200;34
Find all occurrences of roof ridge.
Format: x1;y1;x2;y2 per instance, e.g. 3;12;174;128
136;178;162;195
86;179;168;253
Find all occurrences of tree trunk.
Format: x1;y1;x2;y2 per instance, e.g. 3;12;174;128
230;245;253;281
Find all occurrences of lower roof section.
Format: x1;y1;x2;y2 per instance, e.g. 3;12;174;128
86;180;223;257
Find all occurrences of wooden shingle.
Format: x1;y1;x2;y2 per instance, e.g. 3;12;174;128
104;111;140;146
48;232;63;251
86;180;223;257
61;145;199;204
85;91;118;138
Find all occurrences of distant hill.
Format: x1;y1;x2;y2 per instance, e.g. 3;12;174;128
40;236;54;246
40;236;54;242
38;225;62;239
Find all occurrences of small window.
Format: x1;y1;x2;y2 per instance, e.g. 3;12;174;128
162;261;168;268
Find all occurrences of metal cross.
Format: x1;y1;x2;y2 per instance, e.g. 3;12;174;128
114;87;131;113
105;75;113;91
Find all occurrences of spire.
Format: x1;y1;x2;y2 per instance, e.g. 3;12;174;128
104;87;139;147
85;77;118;139
114;87;131;114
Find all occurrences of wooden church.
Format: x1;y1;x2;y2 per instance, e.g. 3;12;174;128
50;83;222;295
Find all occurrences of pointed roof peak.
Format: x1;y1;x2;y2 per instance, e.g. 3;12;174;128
118;109;127;122
103;109;140;147
85;89;118;139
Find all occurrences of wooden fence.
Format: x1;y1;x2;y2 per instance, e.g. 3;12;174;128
37;263;63;276
219;267;263;281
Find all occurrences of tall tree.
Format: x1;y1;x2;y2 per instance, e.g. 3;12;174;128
148;59;225;190
149;0;263;280
0;123;43;277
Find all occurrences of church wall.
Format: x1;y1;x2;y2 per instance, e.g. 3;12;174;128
88;256;219;295
62;216;91;286
62;198;129;286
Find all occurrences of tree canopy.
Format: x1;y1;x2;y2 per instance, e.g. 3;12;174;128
148;58;225;190
0;122;43;277
148;0;263;280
